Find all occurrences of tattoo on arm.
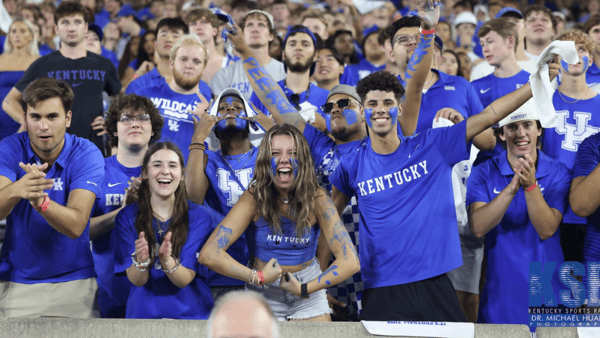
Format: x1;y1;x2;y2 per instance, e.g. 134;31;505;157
318;264;339;285
329;220;358;260
242;56;304;126
215;225;233;251
405;34;433;80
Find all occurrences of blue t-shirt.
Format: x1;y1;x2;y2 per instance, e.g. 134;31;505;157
126;68;212;100
91;155;141;318
543;91;600;224
330;121;471;289
471;70;530;166
138;83;206;164
398;70;484;135
586;62;600;87
573;133;600;266
119;4;155;21
341;59;385;87
0;133;104;283
249;80;329;120
114;201;214;319
467;150;570;327
203;147;257;287
101;46;120;70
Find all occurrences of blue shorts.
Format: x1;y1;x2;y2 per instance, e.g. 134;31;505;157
246;259;331;320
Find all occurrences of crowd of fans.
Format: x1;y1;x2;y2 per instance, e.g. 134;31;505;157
0;0;600;333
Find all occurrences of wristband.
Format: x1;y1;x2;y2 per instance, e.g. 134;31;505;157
420;27;435;35
131;252;151;271
257;270;265;286
161;255;180;273
189;143;206;152
524;181;537;192
301;283;309;299
31;196;50;213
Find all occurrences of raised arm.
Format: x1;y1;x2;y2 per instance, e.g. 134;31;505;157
199;190;282;284
280;192;360;297
226;22;305;132
400;0;439;136
185;97;216;204
465;63;560;142
2;87;25;125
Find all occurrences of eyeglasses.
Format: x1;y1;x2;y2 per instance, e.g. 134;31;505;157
393;33;419;46
119;113;151;124
321;98;357;114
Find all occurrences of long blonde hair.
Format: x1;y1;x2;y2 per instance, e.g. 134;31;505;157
3;18;40;56
251;124;320;236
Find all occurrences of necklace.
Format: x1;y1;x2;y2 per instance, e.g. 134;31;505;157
558;88;590;104
283;197;289;204
220;147;255;173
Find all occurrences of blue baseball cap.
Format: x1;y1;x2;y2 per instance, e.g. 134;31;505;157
434;35;443;53
88;24;103;41
495;7;523;19
283;25;318;76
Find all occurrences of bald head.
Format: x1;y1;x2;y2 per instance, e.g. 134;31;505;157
208;291;279;338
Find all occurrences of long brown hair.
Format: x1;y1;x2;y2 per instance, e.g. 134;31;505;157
135;142;189;261
251;124;320;236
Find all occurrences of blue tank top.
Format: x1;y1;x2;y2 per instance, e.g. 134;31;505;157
247;216;319;266
0;71;24;140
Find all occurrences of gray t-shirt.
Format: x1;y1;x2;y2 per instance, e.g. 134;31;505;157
209;58;286;100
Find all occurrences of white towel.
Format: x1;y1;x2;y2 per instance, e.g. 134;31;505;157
529;40;578;128
0;1;12;34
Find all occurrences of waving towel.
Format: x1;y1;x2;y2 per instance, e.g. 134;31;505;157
529;40;578;128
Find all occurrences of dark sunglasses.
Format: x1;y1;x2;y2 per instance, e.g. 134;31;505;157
321;98;356;114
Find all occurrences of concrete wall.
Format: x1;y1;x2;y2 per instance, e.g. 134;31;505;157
0;319;535;338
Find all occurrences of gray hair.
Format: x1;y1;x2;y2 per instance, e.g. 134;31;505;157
206;290;280;338
3;18;40;56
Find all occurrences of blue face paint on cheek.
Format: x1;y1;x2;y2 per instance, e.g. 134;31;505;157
561;59;570;72
236;110;248;130
388;107;399;125
291;158;299;178
342;109;358;125
364;108;373;128
271;157;278;177
582;56;590;73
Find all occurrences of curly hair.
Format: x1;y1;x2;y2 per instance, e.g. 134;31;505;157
356;71;405;104
105;94;164;148
251;124;320;236
135;142;189;261
556;29;595;55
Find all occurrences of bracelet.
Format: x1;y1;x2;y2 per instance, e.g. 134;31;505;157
131;251;151;271
257;270;265;286
301;283;309;299
31;196;50;213
189;143;206;152
249;269;256;285
132;74;139;79
524;181;538;192
161;255;180;273
420;27;435;35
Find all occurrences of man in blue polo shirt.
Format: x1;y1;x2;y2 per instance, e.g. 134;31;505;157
471;17;531;166
0;77;104;317
250;25;329;133
329;58;560;321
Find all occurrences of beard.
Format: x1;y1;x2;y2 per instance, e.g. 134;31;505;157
173;67;202;91
285;55;313;73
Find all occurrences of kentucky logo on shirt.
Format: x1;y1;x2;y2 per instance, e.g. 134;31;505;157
53;177;63;191
217;168;252;206
356;160;429;196
105;193;125;206
266;233;311;244
46;70;107;82
555;110;600;151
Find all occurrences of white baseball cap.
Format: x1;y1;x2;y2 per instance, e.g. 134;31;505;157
498;99;538;127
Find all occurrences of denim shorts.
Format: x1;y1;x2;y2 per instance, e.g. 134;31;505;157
246;259;332;320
